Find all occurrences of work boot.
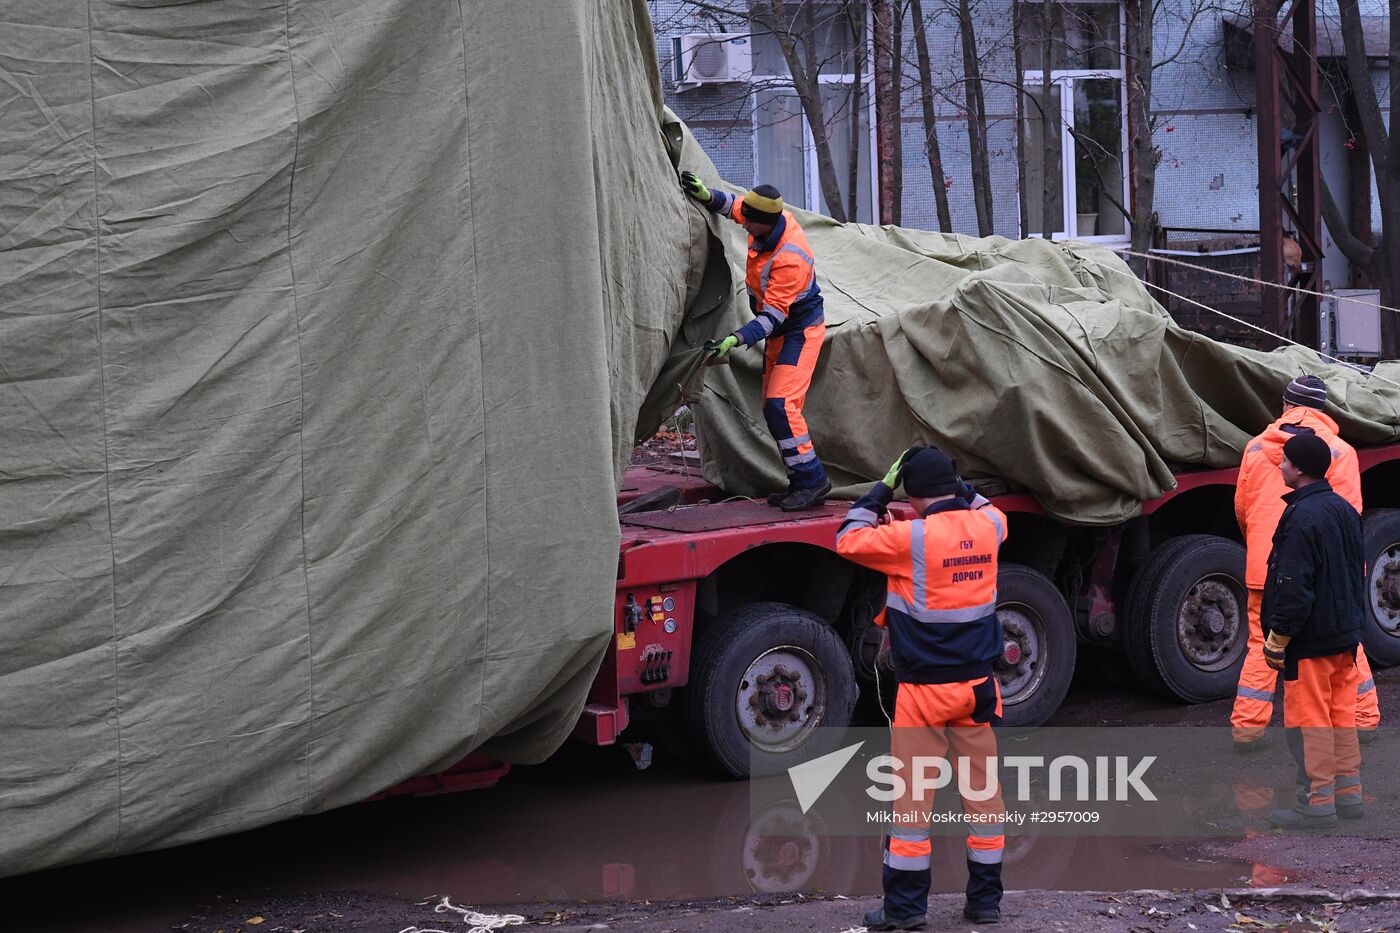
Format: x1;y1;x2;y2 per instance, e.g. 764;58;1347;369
862;907;927;931
1337;801;1366;820
1232;733;1273;754
1267;807;1338;830
1359;728;1379;746
780;477;832;512
963;904;1001;924
766;486;793;507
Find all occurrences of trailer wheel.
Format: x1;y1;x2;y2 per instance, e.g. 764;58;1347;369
1363;509;1400;666
996;564;1076;726
1124;534;1248;702
684;601;858;779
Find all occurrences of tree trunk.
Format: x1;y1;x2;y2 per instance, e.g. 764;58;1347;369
767;0;849;222
1040;8;1057;238
1381;0;1400;357
1124;0;1159;277
958;0;995;235
874;0;898;223
910;0;953;231
848;1;865;222
1013;0;1029;237
1380;223;1400;360
891;0;904;224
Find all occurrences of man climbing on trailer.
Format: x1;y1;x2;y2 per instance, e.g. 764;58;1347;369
835;447;1009;929
679;171;832;511
1232;374;1380;750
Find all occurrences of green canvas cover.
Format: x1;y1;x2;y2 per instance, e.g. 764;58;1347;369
0;0;705;875
4;0;1400;879
672;128;1400;524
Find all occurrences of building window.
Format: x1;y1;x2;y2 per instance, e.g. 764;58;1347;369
749;3;875;221
1021;2;1130;241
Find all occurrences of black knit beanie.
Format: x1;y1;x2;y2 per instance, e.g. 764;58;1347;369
1283;433;1332;480
901;447;960;497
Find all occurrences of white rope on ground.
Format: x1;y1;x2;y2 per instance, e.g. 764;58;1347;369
1095;262;1400;392
1119;246;1400;319
404;896;525;933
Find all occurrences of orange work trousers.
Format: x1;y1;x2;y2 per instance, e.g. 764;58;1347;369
761;323;827;489
1283;653;1362;816
1231;589;1379;741
883;676;1005;920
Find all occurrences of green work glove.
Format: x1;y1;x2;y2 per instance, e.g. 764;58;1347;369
707;334;739;360
680;171;712;204
881;445;925;488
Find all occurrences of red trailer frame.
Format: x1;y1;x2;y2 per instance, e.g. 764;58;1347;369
387;445;1400;794
580;446;1400;747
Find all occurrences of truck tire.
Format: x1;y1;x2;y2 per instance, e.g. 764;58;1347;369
1124;534;1248;702
996;564;1076;727
1362;509;1400;666
683;601;858;779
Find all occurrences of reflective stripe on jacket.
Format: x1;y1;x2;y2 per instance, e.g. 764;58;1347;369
1235;408;1361;588
711;191;823;346
836;483;1008;683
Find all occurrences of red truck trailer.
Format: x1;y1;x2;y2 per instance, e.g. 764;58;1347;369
568;449;1400;778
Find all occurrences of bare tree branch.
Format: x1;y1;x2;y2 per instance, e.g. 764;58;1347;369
1320;173;1377;268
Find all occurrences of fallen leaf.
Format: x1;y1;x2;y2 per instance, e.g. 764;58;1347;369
246;919;265;927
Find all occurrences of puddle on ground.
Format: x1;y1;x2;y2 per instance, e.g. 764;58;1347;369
2;745;1297;933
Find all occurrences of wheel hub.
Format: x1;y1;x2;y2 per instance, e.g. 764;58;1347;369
1371;547;1400;635
1196;607;1226;637
750;666;806;723
1178;579;1242;668
995;609;1044;703
736;647;827;754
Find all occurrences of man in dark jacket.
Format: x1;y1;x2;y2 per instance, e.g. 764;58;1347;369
1261;433;1366;829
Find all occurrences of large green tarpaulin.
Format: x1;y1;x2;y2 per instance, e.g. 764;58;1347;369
0;0;707;876
4;0;1400;879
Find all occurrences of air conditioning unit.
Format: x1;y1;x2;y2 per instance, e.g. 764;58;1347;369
1320;288;1381;360
672;33;752;90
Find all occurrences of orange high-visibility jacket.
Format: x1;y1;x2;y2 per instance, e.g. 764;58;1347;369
837;486;1008;683
1235;407;1361;588
710;192;823;347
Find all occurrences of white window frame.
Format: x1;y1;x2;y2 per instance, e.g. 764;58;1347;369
746;10;879;223
1022;2;1131;244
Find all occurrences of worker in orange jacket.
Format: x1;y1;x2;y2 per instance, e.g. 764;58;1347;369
679;172;831;511
1232;374;1380;749
836;447;1008;929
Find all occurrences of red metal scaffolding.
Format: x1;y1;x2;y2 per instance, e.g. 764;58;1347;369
1253;0;1322;347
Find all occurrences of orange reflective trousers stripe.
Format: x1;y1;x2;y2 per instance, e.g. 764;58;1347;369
1283;653;1362;814
1231;589;1379;741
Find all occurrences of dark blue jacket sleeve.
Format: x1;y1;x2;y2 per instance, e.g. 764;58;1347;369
1268;520;1320;637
